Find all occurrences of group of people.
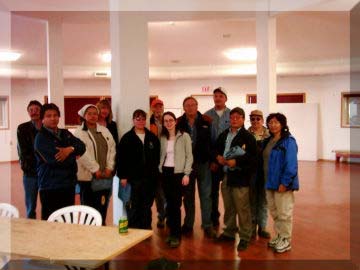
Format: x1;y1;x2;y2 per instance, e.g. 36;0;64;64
17;86;299;254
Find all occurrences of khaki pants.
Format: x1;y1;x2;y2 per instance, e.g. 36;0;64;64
221;175;252;242
266;190;295;241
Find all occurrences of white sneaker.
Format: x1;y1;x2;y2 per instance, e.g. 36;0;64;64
268;234;281;248
274;238;291;253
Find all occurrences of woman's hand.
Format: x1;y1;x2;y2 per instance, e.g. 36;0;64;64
94;170;102;179
278;184;287;193
182;175;189;186
103;168;112;178
120;178;128;187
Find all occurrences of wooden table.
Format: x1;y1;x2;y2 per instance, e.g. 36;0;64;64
0;217;152;269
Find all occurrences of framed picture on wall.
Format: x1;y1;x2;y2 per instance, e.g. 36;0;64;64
341;92;360;128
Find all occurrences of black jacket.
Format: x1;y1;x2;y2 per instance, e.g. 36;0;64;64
177;112;212;164
17;121;39;176
116;127;160;183
107;120;119;146
216;127;257;187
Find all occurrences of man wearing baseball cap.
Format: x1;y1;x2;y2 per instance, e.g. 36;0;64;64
150;98;167;228
205;87;231;227
248;109;271;239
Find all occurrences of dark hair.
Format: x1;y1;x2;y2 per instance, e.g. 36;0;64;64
40;103;60;119
132;109;147;119
161;111;181;139
230;107;245;117
182;96;198;107
27;100;42;111
96;99;113;123
266;112;290;138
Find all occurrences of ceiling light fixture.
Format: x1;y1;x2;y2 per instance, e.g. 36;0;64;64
223;48;257;61
100;52;111;63
0;51;21;62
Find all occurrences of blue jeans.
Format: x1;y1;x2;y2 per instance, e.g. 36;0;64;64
23;175;39;219
183;161;212;229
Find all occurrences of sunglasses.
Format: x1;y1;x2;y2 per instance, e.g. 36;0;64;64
250;116;262;122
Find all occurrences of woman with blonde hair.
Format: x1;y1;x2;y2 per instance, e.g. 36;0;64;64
96;99;119;145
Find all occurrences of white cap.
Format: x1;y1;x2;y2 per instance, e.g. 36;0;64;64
78;104;99;118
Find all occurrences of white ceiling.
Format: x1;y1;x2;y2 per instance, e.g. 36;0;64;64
1;10;353;79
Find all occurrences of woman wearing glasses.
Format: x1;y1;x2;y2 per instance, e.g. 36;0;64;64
247;110;271;240
159;112;193;248
116;109;160;229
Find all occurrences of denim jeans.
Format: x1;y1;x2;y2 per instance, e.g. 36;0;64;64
183;161;212;229
23;175;39;219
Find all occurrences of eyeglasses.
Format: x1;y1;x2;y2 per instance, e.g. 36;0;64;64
134;117;146;121
250;116;262;122
164;119;175;124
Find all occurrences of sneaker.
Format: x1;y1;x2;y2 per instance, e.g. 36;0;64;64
258;228;271;239
181;225;193;234
274;238;291;253
169;237;180;248
204;227;217;239
237;239;249;251
214;233;236;242
157;218;165;228
268;234;281;248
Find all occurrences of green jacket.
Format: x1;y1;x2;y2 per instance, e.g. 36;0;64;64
159;131;193;175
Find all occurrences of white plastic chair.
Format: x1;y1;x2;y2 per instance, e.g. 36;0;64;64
0;203;19;218
47;205;102;226
0;203;19;269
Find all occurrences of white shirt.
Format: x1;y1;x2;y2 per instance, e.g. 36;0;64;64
164;139;175;167
136;133;145;144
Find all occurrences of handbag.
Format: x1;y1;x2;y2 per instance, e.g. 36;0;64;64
91;177;113;191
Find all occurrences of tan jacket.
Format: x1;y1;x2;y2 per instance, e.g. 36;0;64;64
74;123;116;181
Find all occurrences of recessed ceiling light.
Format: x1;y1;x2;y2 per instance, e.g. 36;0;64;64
100;52;111;63
223;48;257;61
0;51;21;62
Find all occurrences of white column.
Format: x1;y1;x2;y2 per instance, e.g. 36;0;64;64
46;18;65;127
110;12;149;224
0;9;11;267
256;12;277;116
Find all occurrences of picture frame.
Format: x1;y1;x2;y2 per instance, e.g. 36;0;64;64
341;92;360;128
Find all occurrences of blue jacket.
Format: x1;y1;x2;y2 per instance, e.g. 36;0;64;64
34;127;86;191
263;135;299;191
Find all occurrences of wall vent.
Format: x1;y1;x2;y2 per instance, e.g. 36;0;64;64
94;71;109;77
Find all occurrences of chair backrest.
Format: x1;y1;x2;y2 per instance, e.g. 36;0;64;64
47;205;102;226
0;203;19;218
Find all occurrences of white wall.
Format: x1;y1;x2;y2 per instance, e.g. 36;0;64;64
3;73;358;161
